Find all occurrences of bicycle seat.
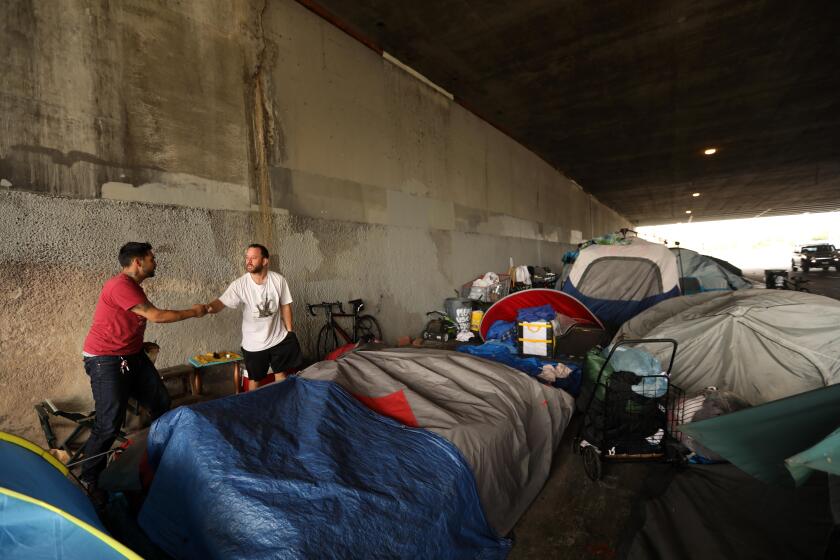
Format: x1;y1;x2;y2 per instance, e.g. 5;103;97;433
348;298;364;313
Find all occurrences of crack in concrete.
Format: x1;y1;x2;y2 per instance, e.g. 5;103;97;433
248;0;275;251
8;144;165;172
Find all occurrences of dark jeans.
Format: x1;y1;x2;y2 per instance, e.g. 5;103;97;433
80;352;171;485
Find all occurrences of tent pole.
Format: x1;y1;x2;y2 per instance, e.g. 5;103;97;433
675;241;685;292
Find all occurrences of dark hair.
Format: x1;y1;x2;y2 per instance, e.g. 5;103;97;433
118;242;153;267
248;243;269;259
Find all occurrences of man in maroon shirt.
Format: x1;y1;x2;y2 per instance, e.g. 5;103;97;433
80;242;208;495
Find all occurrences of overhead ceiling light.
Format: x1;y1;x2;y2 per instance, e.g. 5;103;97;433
703;148;717;155
685;210;692;214
692;192;701;197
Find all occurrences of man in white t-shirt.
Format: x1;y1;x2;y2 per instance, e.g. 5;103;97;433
206;243;302;390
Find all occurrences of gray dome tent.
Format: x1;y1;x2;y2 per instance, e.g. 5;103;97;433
614;290;840;405
670;247;751;294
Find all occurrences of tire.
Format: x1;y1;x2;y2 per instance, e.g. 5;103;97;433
316;324;339;360
803;263;810;272
355;315;382;343
582;445;602;481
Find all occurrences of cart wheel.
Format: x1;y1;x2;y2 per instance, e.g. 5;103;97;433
582;445;602;481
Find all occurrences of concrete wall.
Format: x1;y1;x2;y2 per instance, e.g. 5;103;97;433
0;0;628;442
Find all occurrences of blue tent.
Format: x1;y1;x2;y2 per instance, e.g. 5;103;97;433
0;432;140;559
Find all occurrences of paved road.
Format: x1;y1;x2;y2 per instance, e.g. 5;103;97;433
744;268;840;301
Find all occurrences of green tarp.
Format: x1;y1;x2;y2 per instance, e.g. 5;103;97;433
787;426;840;481
678;383;840;486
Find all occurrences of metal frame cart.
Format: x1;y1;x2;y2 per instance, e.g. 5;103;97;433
573;338;683;481
34;399;134;472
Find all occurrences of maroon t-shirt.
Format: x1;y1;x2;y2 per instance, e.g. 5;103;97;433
83;274;149;355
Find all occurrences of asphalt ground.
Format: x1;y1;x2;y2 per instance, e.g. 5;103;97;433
744;268;840;301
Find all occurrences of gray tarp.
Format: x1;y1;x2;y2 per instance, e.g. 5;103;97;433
614;290;840;404
301;348;575;536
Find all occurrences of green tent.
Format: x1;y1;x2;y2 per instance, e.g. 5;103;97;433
678;383;840;486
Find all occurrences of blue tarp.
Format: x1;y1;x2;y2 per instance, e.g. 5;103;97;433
516;304;556;323
486;320;516;344
138;377;510;560
457;341;583;396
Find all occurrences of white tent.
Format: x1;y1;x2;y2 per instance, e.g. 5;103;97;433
562;237;680;333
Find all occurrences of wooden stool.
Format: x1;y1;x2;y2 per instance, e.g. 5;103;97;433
189;354;244;395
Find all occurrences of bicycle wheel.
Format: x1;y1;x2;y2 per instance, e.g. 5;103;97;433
355;315;382;342
317;324;340;360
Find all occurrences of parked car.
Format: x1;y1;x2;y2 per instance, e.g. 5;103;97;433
792;244;840;271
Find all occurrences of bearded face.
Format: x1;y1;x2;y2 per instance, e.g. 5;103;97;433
245;248;267;274
140;252;157;278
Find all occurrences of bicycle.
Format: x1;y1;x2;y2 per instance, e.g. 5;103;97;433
306;299;382;360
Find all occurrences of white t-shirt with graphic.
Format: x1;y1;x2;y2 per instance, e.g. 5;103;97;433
219;271;293;352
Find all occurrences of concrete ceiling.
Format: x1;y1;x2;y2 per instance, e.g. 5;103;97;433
306;0;840;225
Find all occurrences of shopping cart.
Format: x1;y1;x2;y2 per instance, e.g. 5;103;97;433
460;273;511;303
573;338;684;481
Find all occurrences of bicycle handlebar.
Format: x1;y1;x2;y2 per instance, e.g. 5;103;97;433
306;301;346;316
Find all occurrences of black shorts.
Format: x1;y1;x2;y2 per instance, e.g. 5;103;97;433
242;332;303;381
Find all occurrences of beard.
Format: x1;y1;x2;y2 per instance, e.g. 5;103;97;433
246;263;264;274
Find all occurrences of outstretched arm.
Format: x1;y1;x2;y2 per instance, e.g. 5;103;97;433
131;302;207;323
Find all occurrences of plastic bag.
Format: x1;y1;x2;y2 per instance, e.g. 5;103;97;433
602;345;662;377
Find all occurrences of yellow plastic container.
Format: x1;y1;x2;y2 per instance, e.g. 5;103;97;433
470;310;484;332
